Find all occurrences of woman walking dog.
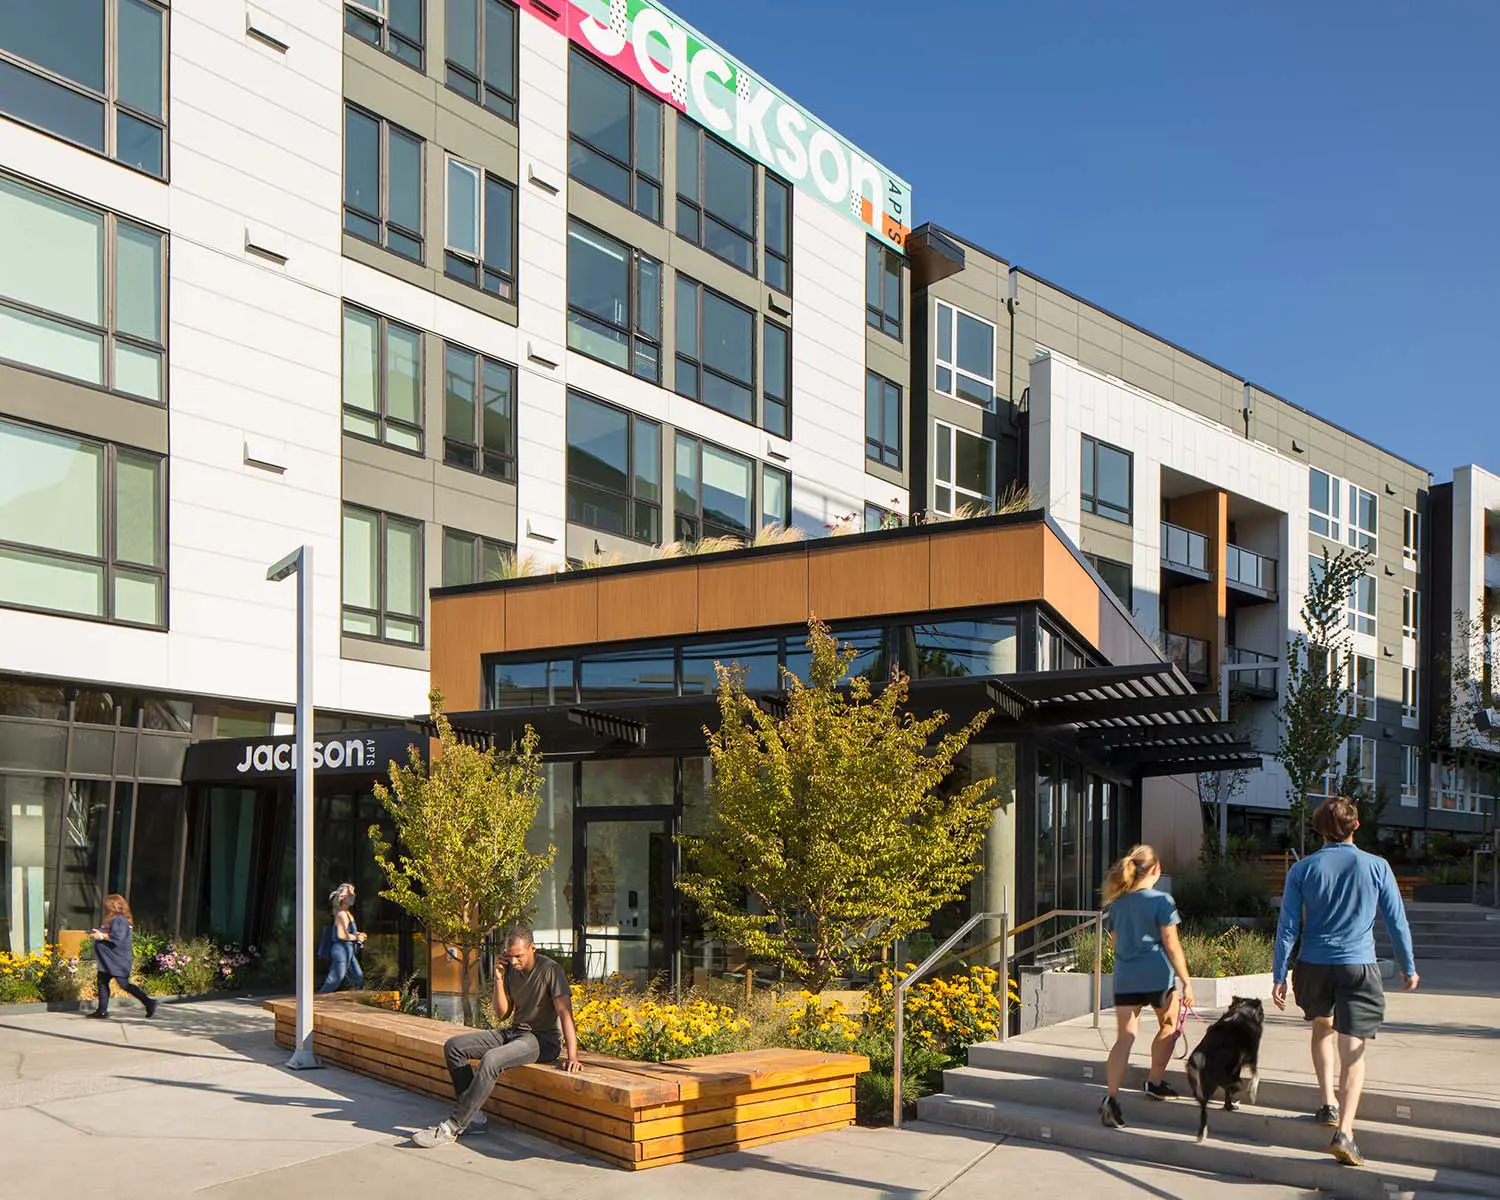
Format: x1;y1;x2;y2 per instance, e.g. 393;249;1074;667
1098;844;1194;1129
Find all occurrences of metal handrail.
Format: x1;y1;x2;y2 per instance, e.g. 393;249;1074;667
892;904;1104;1128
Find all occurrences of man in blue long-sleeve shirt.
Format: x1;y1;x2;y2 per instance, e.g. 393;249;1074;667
1273;796;1419;1168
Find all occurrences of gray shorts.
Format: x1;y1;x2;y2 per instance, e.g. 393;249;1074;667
1293;961;1385;1039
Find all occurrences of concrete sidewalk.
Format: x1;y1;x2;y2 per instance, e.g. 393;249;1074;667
0;996;1318;1198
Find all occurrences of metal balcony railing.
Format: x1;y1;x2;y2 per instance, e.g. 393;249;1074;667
1226;544;1278;596
1161;520;1210;576
1227;646;1278;695
1166;631;1210;682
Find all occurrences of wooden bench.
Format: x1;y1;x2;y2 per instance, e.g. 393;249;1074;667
265;996;866;1169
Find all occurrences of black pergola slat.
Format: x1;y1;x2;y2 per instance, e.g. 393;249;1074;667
567;707;648;747
1031;692;1219;725
995;662;1183;701
1106;741;1256;767
1136;756;1262;778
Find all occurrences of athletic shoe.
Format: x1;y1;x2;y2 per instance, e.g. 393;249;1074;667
412;1120;459;1148
1329;1131;1364;1167
1100;1095;1127;1129
1143;1080;1179;1100
465;1113;488;1132
145;999;158;1019
85;1011;110;1019
1314;1104;1340;1127
1224;1098;1242;1112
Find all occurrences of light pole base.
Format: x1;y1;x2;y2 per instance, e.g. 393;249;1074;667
286;1049;323;1071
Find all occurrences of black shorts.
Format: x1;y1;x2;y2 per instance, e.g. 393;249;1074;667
1114;986;1176;1011
1293;961;1385;1039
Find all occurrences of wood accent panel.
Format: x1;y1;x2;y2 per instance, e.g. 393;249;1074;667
430;591;505;711
808;539;931;621
1166;490;1228;674
697;554;809;632
505;577;599;652
598;568;700;642
1041;529;1102;648
928;523;1046;611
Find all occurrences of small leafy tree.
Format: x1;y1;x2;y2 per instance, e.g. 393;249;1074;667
1276;546;1373;852
369;690;554;1025
678;620;999;991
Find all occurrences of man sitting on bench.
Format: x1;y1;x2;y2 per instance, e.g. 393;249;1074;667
413;926;582;1148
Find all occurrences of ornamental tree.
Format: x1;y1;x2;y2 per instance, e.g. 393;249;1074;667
369;690;553;1025
678;620;998;991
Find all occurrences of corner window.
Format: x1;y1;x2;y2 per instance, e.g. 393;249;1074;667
444;159;515;299
566;392;661;544
442;527;511;587
0;0;166;176
864;372;902;469
0;174;165;403
1347;572;1377;637
344;105;424;262
675;434;756;543
933;422;994;515
866;238;902;339
1402;587;1420;640
934;300;994;408
1085;554;1133;611
443;344;515;482
1081;435;1132;524
342;305;422;452
677;118;755;274
0;417;164;627
446;0;516;122
762;321;791;439
566;221;660;382
764;174;791;293
907;617;1019;679
568;48;660;220
675;276;754;423
1403;507;1421;568
342;504;423;645
345;1;424;70
1402;666;1419;724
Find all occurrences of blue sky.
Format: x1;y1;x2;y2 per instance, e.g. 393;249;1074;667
668;0;1500;479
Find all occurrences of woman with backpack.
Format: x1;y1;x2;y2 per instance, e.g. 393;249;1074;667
319;882;367;993
88;894;156;1019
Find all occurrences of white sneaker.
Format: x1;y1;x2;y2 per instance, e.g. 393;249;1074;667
412;1119;458;1148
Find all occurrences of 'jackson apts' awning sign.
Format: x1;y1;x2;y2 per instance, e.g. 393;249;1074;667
525;0;912;253
182;729;425;783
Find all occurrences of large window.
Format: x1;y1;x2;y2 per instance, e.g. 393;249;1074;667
345;1;423;69
568;48;660;220
1348;484;1377;553
491;658;575;708
342;504;423;645
763;321;790;439
905;617;1019;679
1309;468;1341;541
675;434;754;543
866;238;901;338
580;648;677;703
1401;745;1420;806
566;392;661;544
1085;554;1133;611
675;277;754;423
677;119;755;273
865;372;902;469
0;418;164;627
1341;651;1375;720
1403;507;1421;568
933;421;993;515
1081;435;1132;525
443;344;515;481
1347;572;1377;637
0;175;165;403
0;0;166;176
344;105;424;262
1403;587;1420;641
566;221;660;382
1402;666;1419;725
682;636;780;694
764;175;791;293
442;527;511;587
445;159;514;298
342;305;421;452
934;300;994;408
446;0;516;121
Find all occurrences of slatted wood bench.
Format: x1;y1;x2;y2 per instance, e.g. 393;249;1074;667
265;995;866;1169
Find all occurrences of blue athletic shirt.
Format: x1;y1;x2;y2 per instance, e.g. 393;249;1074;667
1273;841;1416;983
1105;887;1180;994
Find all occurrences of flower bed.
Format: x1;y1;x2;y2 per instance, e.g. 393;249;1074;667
0;935;264;1007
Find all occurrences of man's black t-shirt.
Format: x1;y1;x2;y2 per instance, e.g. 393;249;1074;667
502;954;571;1034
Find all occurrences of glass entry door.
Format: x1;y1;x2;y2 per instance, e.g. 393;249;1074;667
574;813;671;986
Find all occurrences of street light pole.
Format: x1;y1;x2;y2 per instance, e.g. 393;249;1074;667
268;545;320;1071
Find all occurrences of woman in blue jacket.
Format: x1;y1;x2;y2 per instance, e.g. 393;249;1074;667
88;894;156;1019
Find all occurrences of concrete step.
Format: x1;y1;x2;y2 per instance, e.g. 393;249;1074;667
917;1094;1500;1200
964;1041;1500;1137
940;1067;1500;1175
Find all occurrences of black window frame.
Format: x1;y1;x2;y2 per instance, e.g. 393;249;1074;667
344;0;424;71
341;303;424;454
762;319;791;438
441;526;513;587
445;0;517;122
865;237;902;339
674;275;756;425
762;463;792;531
443;156;516;299
764;171;792;294
442;341;517;482
566;47;661;221
565;219;661;383
343;103;425;263
1085;553;1133;610
1081;434;1133;525
676;117;757;275
0;415;167;630
674;432;759;544
566;391;662;545
864;370;902;469
341;502;425;647
864;502;904;532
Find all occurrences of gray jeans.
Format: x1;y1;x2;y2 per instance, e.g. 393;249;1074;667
444;1026;560;1129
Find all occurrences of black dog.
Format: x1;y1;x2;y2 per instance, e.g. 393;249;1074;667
1184;996;1264;1142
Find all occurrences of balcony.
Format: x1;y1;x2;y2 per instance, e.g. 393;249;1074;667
1227;646;1278;698
1486;552;1500;593
1226;544;1278;602
1166;631;1210;685
1161;521;1211;582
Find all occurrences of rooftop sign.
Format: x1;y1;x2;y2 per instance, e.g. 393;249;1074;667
526;0;912;253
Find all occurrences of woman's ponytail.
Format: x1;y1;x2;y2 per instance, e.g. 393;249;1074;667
1102;844;1160;905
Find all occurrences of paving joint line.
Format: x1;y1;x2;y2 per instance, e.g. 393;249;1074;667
923;1132;1010;1198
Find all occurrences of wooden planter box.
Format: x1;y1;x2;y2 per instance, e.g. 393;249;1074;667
264;996;865;1170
